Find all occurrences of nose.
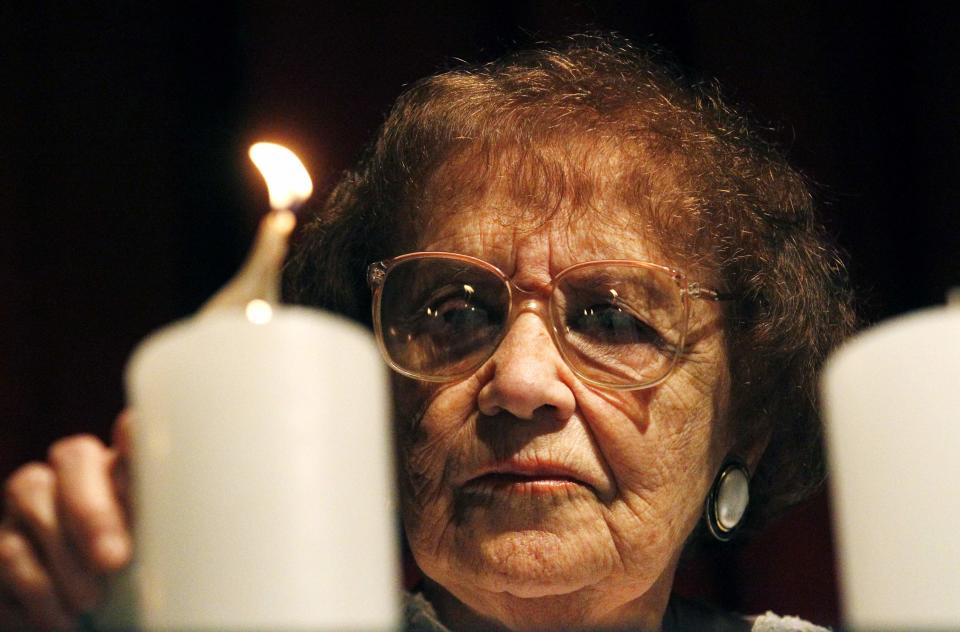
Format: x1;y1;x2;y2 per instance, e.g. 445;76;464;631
476;310;577;421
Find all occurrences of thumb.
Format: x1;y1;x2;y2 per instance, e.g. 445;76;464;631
110;409;134;513
111;409;133;461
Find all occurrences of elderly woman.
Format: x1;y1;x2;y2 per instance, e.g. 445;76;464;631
0;35;853;631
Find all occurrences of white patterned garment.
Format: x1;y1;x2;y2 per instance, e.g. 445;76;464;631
751;611;831;632
404;590;833;631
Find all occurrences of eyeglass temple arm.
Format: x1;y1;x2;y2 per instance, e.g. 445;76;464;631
367;261;388;289
686;282;735;302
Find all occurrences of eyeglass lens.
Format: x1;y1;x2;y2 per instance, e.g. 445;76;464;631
378;256;686;387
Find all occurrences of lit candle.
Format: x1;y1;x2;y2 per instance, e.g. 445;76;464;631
105;143;399;630
201;142;312;312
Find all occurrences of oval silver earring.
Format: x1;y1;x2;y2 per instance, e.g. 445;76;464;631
705;459;750;542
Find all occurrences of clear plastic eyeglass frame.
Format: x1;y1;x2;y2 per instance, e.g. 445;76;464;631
366;251;732;391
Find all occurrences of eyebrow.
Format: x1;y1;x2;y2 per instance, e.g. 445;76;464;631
560;267;677;305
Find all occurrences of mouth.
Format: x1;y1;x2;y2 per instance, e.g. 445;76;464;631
461;464;595;495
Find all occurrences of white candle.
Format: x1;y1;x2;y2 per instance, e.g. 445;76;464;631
98;143;399;630
126;308;398;630
822;299;960;630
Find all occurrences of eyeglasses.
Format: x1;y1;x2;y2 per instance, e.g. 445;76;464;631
367;252;730;391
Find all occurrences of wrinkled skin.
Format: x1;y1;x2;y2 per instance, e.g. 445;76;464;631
394;200;735;631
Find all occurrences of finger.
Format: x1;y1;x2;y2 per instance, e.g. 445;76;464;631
108;451;130;527
110;411;133;511
111;410;133;462
48;436;131;573
0;527;74;630
4;464;102;612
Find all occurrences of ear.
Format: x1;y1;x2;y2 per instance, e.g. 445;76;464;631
739;429;771;475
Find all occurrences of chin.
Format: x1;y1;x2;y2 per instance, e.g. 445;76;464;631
497;578;589;599
409;490;632;601
450;527;613;597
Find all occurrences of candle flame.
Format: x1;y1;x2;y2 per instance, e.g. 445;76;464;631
199;143;311;315
248;142;313;211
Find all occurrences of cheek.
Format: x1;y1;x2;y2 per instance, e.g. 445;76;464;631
575;365;726;526
392;376;477;545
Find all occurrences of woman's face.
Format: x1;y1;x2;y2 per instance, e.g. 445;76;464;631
393;195;733;625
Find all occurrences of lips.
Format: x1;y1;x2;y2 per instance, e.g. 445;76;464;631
461;460;595;493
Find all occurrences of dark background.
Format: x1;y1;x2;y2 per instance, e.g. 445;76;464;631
2;3;959;627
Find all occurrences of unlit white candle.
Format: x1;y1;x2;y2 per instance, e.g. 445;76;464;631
822;303;960;629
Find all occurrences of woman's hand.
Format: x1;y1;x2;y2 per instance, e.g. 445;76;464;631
0;413;133;630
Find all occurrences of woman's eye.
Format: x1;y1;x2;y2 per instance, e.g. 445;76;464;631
428;299;491;329
569;304;659;345
416;291;503;339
